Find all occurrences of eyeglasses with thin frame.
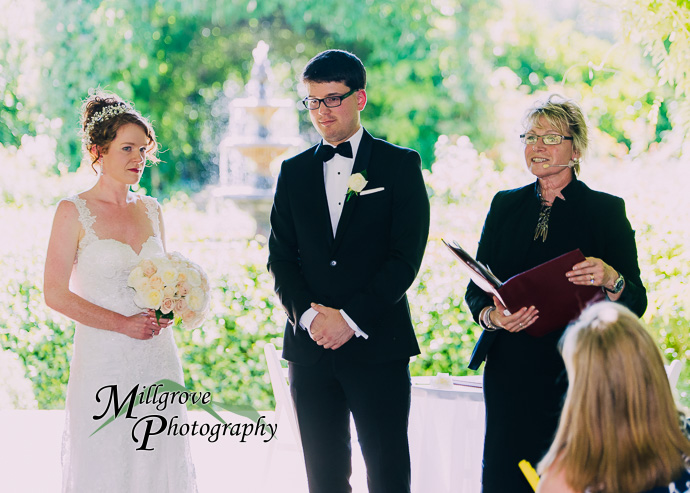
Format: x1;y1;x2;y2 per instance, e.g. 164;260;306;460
520;134;574;145
302;89;357;110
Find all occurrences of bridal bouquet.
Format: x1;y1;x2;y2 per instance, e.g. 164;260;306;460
127;252;210;329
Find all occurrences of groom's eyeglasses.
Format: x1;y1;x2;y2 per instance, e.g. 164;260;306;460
302;89;357;110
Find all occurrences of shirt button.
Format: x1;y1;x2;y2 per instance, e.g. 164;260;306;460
330;260;337;267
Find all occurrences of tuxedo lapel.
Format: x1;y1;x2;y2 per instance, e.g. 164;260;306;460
332;130;373;251
309;144;335;242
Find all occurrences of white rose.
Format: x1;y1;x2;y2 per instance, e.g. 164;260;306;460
347;173;368;193
159;264;179;285
151;257;173;275
186;287;206;311
127;266;145;288
432;372;453;389
184;268;202;287
168;251;186;263
139;287;163;309
132;276;149;293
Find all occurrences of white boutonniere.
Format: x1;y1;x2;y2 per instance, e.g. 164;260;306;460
346;171;368;202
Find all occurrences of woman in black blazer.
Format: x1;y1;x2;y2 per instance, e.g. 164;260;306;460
465;95;647;492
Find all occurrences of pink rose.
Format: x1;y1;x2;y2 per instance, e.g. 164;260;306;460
163;285;176;299
141;259;157;277
177;281;190;297
149;275;164;291
174;298;187;313
160;297;175;315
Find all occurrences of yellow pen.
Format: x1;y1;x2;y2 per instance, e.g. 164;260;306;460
519;460;540;491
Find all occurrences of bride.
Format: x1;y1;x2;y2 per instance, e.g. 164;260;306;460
44;91;197;492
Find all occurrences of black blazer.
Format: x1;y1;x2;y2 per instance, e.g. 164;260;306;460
268;129;431;365
465;178;647;370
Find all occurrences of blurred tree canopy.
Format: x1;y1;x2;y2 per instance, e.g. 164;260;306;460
0;0;497;192
0;0;688;191
619;0;690;133
2;0;689;410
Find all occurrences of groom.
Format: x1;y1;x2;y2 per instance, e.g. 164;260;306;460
267;49;430;493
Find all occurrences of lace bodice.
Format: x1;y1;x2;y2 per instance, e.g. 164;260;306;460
60;194;197;493
64;194;163;315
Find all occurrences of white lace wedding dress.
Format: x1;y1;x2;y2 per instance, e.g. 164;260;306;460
61;195;197;493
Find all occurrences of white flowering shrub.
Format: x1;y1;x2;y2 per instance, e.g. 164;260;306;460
1;132;687;410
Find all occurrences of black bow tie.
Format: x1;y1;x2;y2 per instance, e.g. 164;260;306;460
317;141;353;162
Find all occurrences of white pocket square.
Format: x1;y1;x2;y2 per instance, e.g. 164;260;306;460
360;187;385;196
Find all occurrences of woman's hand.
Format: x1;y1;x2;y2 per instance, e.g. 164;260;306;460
153;311;174;331
122;310;163;340
490;296;539;333
567;257;618;289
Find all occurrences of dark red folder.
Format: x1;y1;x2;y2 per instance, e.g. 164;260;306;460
444;240;604;337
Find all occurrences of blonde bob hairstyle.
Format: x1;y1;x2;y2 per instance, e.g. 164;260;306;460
523;94;588;176
538;302;690;492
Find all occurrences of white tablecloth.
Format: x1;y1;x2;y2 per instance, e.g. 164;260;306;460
409;375;485;493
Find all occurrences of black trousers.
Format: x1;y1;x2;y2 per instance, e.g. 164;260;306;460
289;352;411;493
481;330;568;493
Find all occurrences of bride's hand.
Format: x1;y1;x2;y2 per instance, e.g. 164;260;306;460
151;310;174;331
123;311;160;340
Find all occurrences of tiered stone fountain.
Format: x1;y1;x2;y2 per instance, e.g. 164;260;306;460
215;41;303;236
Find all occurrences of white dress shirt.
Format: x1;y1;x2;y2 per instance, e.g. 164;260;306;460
299;126;369;339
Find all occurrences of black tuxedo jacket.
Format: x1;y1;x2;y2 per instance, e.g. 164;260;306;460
268;129;430;365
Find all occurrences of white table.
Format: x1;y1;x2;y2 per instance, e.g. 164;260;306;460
409;375;485;493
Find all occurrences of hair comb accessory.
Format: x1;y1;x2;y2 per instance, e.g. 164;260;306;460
82;103;132;147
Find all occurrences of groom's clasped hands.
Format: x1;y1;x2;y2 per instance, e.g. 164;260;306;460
309;303;355;350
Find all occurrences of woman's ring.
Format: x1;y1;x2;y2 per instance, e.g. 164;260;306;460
519;322;523;328
590;274;595;284
151;330;155;337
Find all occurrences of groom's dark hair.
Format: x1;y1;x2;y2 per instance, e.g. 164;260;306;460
301;50;366;91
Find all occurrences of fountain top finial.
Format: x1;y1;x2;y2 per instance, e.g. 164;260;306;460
246;40;272;101
253;40;269;64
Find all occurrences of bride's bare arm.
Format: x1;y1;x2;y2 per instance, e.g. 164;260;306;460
44;201;158;340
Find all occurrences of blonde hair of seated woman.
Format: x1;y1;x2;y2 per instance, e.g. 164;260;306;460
537;302;690;493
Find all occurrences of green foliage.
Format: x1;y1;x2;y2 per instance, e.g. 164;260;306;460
4;128;686;412
0;0;499;190
488;1;673;153
0;248;74;408
1;0;688;414
619;0;690;133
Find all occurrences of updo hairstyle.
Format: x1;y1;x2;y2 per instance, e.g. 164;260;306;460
80;91;159;171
